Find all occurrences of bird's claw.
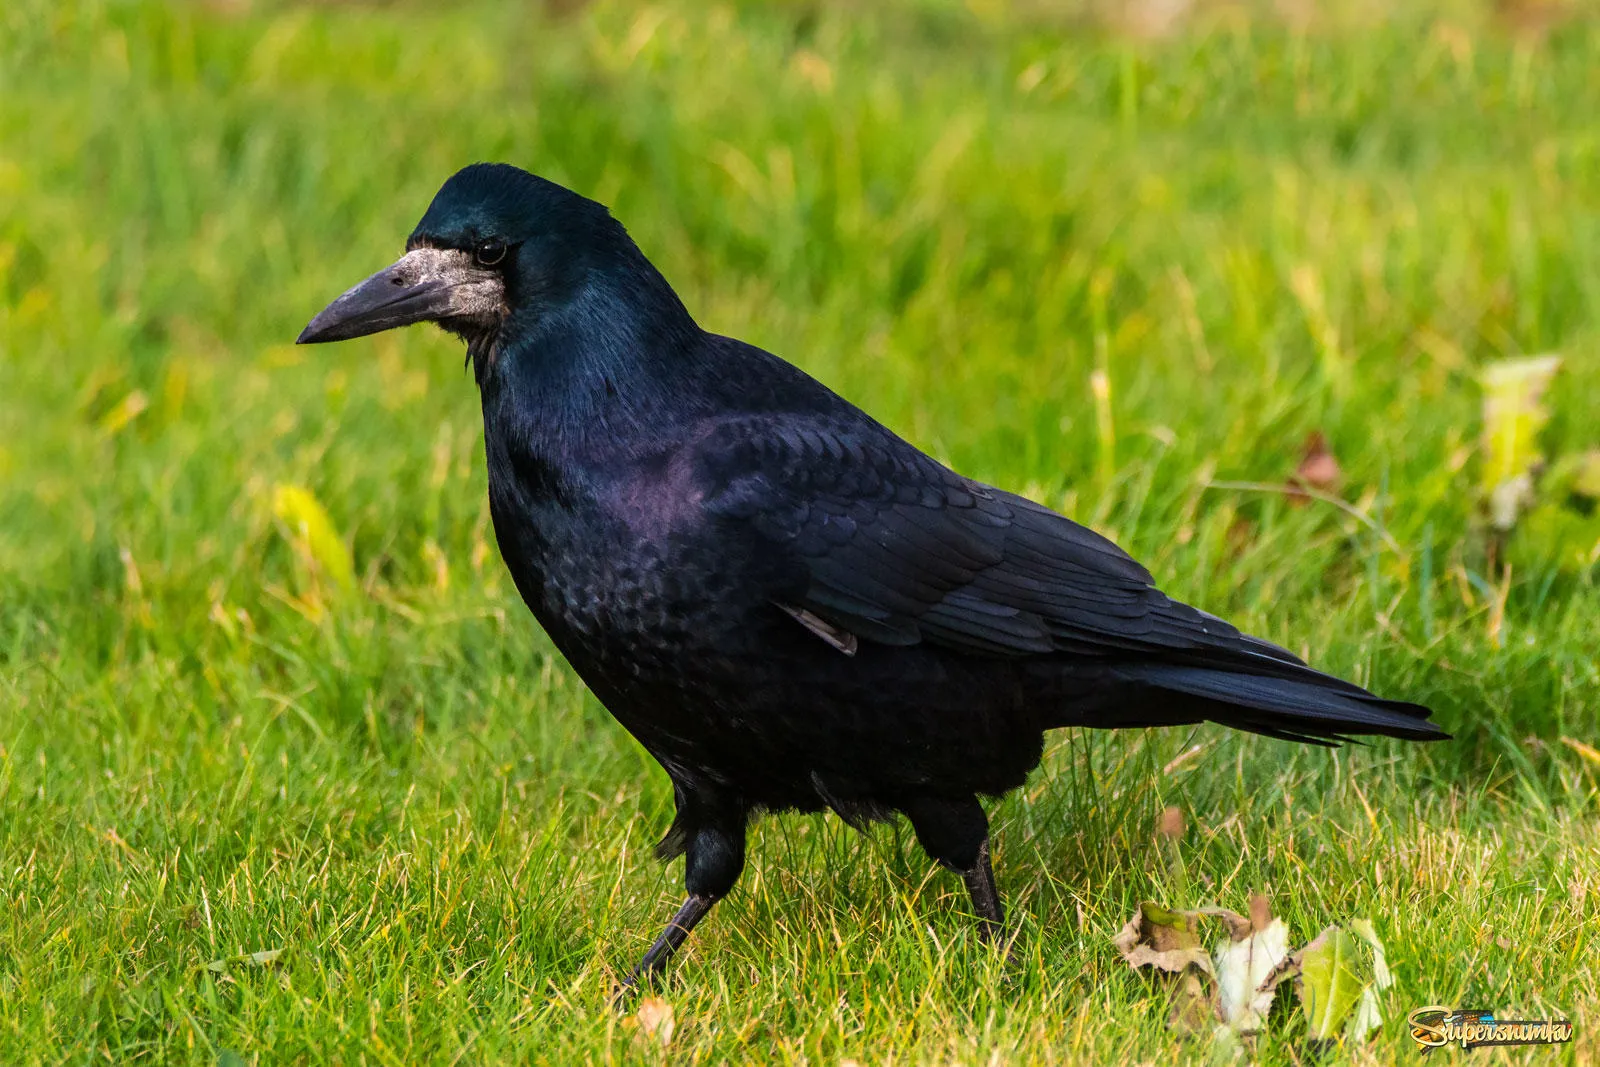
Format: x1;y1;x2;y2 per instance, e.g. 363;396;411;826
609;975;641;1012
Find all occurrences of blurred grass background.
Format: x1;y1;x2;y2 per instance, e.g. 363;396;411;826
1;0;1597;1062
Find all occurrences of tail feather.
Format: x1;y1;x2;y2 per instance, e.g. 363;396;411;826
1106;660;1447;744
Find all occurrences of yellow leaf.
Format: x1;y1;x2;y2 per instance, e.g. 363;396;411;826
422;539;449;593
1480;355;1562;531
97;389;149;436
1561;736;1600;768
271;484;355;592
790;49;834;93
1572;451;1600;501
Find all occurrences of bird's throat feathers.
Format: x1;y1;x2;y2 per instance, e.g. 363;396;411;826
475;253;707;457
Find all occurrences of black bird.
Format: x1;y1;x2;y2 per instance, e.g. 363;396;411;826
299;163;1445;989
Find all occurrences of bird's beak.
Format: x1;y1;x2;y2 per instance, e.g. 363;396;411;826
296;247;502;344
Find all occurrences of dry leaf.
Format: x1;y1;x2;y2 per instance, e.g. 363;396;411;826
1195;906;1253;942
1248;893;1272;934
1256;924;1333;997
634;996;675;1048
1113;902;1214;975
1170;969;1214;1032
1212;898;1290;1033
1113;902;1216;1033
1288;431;1341;503
1156;806;1185;841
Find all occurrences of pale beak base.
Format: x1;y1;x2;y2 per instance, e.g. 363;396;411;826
297;247;503;344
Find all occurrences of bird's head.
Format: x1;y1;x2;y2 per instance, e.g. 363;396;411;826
297;163;624;354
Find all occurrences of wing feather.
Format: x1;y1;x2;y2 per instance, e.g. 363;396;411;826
695;415;1285;663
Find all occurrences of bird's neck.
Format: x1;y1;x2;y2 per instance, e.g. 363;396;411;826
477;265;710;463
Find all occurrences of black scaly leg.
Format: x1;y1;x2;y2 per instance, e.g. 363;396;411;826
904;795;1008;944
621;893;718;987
961;839;1005;940
615;790;746;1003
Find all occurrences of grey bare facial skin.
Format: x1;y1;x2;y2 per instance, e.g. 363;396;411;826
297;246;505;344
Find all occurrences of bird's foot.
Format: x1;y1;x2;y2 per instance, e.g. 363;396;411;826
975;918;1024;972
609;968;655;1011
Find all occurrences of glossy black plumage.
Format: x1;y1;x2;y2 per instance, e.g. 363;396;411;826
299;163;1446;989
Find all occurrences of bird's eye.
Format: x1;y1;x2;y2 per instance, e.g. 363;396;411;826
474;239;507;267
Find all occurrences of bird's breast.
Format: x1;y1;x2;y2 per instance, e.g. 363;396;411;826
485;451;769;664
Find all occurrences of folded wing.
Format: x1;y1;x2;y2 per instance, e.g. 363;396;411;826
693;412;1444;743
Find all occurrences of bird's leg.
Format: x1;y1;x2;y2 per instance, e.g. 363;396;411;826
904;795;1009;946
615;793;746;1004
961;839;1005;941
620;893;718;991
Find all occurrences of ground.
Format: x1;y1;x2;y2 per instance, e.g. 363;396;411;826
1;0;1596;1063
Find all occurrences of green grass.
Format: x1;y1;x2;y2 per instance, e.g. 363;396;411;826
2;0;1598;1062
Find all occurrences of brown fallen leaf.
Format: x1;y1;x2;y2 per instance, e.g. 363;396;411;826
1156;806;1185;841
1249;892;1272;934
1257;924;1333;997
1170;968;1214;1033
1195;906;1253;943
1288;431;1341;505
1113;903;1214;974
1113;902;1216;1033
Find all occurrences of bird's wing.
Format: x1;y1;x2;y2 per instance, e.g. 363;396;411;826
693;415;1301;663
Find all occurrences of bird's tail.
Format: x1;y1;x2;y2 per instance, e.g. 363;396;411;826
1051;611;1445;745
1099;657;1446;744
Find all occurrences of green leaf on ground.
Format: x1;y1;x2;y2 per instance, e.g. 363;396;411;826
203;948;285;974
1300;926;1364;1040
